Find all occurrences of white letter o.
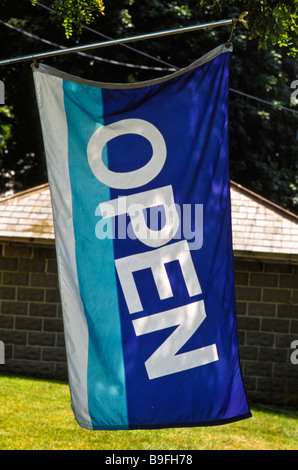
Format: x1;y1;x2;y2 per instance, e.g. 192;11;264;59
87;118;167;189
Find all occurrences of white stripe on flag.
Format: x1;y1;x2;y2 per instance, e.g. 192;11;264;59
33;72;92;429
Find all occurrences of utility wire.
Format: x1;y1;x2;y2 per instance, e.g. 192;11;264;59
1;11;298;116
32;0;298;117
32;0;177;71
229;87;298;116
0;19;175;72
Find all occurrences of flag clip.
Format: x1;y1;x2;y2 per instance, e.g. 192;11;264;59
225;11;248;48
31;59;39;69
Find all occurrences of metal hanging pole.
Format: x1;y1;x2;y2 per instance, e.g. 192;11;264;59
0;18;233;67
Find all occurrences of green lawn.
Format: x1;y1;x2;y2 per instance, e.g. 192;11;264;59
0;374;297;450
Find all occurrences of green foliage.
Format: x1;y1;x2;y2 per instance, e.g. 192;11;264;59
0;106;13;152
200;0;298;56
30;0;298;56
31;0;105;38
1;0;298;214
226;31;298;213
0;105;14;191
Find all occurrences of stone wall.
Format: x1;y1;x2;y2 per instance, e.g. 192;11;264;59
0;243;66;380
234;257;298;406
0;242;297;406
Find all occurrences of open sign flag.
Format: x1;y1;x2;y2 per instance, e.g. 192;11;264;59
33;43;251;430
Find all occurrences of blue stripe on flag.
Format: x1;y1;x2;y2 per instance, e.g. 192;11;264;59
63;81;129;430
100;52;250;428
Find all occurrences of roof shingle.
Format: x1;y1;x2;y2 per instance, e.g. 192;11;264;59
230;181;298;257
0;181;297;258
0;184;54;241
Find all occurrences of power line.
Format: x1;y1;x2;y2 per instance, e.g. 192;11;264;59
32;0;178;71
229;87;298;116
1;13;297;116
0;17;235;66
31;1;298;117
0;19;175;72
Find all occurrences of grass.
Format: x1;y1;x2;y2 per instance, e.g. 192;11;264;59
0;374;297;450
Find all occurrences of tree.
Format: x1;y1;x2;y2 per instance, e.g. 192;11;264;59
34;0;297;57
32;0;105;38
201;0;298;57
121;1;298;212
1;1;297;214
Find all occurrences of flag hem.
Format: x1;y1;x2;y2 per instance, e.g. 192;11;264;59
33;43;232;89
75;411;252;431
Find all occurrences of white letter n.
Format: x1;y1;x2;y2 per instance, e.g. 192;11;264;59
132;300;218;379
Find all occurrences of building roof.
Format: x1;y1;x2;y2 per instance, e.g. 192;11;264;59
0;181;297;260
230;181;298;260
0;183;54;242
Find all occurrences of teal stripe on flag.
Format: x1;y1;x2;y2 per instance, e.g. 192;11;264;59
62;80;129;430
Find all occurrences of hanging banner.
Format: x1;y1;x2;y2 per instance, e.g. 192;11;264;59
33;43;251;430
